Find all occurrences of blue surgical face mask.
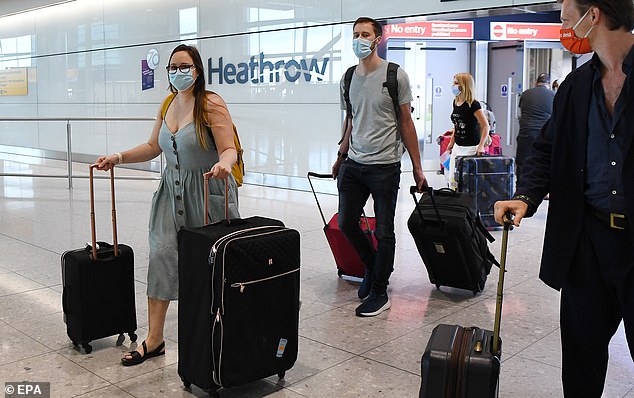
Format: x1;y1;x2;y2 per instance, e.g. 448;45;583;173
169;70;195;91
451;85;461;97
352;38;374;59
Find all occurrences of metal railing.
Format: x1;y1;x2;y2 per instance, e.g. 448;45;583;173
0;116;157;188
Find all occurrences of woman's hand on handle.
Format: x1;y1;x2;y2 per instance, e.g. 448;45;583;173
494;200;528;227
94;154;119;171
204;160;232;180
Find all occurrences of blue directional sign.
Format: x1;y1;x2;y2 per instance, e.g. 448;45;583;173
501;83;508;98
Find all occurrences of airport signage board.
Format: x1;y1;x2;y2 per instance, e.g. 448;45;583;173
490;22;561;41
0;68;27;96
384;21;473;40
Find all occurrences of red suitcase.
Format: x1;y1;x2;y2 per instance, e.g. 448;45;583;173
484;133;502;156
308;172;377;279
437;131;453;173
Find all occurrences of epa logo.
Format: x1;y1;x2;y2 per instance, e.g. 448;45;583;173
5;382;50;397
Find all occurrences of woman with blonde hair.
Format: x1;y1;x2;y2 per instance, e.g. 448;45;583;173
445;72;490;189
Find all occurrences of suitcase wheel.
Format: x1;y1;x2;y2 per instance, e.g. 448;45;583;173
71;341;79;347
81;342;92;354
337;268;343;277
128;332;138;342
435;284;440;290
180;376;191;389
206;386;220;397
116;334;125;346
278;371;286;380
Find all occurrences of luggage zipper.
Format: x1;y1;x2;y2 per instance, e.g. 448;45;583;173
216;227;291;316
211;308;223;386
230;268;300;293
455;327;475;398
208;225;286;315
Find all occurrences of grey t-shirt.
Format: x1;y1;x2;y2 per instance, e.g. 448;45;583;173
340;60;413;164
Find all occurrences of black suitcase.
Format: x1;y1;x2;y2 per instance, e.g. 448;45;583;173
61;165;137;354
177;178;300;394
407;187;498;295
419;217;512;397
455;156;514;229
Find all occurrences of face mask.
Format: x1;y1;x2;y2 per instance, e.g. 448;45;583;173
352;38;374;59
451;85;461;97
560;8;594;54
169;70;195;91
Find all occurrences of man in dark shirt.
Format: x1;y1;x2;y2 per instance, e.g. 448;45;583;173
516;73;555;185
495;0;634;396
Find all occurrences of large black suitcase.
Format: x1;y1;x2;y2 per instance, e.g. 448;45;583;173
455;156;514;229
407;187;498;295
177;178;300;394
419;217;512;397
61;165;137;354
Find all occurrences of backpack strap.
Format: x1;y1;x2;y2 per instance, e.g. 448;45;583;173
343;65;356;117
339;65;357;145
161;93;176;119
383;62;401;122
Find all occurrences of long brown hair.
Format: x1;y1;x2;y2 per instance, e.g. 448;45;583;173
167;44;211;150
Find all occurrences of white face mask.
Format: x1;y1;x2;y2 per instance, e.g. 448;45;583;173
352;38;374;59
169;70;195;91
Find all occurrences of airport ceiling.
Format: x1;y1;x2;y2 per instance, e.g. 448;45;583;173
437;2;561;20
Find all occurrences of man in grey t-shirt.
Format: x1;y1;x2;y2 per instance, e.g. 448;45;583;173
332;17;427;317
517;73;555;185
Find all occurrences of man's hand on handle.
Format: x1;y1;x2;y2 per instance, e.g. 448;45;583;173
494;200;528;227
414;168;428;191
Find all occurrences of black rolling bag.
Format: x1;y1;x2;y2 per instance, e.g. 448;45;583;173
419;217;512;398
61;165;137;354
177;177;300;395
455;155;515;229
407;187;498;295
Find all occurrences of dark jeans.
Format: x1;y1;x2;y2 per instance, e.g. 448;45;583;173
337;159;401;294
560;208;634;397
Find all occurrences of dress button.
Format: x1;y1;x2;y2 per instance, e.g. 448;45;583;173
611;161;616;166
175;180;180;185
176;195;182;200
610;134;615;139
177;210;184;215
612;190;617;195
175;164;179;170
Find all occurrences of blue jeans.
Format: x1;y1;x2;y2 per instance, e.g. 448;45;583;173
337;159;401;293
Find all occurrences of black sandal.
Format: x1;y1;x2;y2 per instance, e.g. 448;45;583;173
121;340;165;366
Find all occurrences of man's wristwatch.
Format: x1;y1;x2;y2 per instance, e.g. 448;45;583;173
337;151;348;159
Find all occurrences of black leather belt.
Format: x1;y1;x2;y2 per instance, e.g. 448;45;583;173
592;209;628;231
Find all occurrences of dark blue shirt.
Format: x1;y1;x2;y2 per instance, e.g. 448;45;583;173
584;47;633;213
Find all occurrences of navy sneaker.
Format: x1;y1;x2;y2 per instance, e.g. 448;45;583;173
355;292;390;317
358;269;373;300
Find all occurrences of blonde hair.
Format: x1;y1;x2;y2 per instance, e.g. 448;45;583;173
454;72;476;106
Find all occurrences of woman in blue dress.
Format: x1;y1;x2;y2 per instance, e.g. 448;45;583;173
96;44;240;365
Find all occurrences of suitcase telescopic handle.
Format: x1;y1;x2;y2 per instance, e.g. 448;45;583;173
409;186;443;226
307;171;372;229
88;164;118;260
203;175;230;225
492;214;512;356
307;172;332;226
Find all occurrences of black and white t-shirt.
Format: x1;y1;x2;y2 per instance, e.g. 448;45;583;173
450;100;482;146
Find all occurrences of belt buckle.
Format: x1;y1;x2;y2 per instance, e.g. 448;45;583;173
609;213;626;230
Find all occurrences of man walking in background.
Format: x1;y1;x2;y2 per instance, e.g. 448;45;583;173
516;72;555;185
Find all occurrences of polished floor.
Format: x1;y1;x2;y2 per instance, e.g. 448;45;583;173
0;152;632;398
